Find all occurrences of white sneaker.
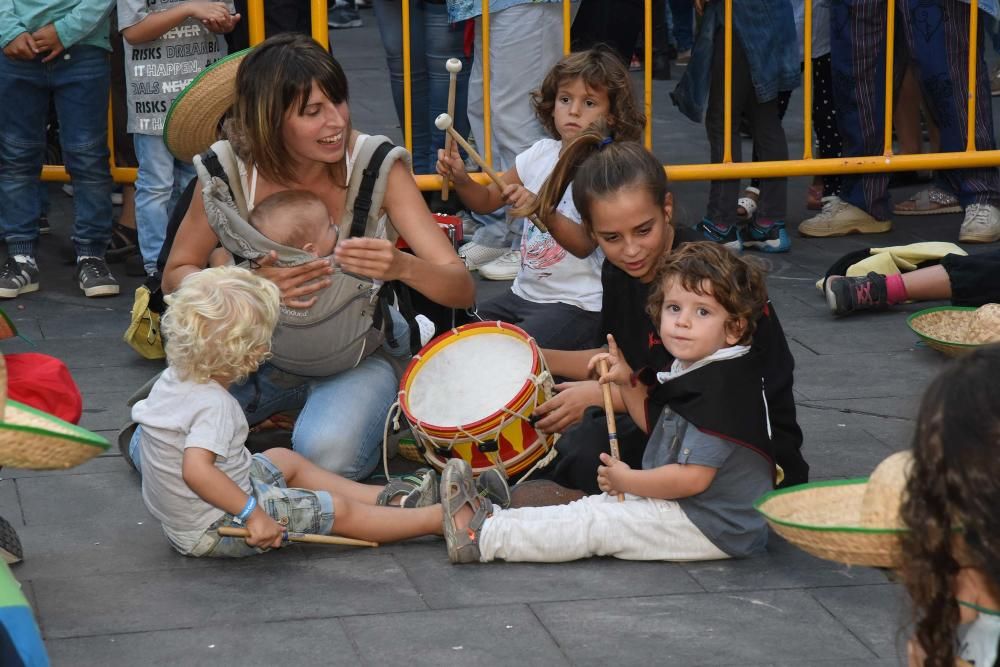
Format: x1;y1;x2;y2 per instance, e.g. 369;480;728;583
478;250;521;281
798;196;892;237
414;314;436;347
959;203;1000;243
458;242;508;270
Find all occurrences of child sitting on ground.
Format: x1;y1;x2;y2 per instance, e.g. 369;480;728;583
211;189;435;354
131;265;445;557
438;242;776;564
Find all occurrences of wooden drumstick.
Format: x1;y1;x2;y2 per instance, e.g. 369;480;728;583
435;113;548;233
441;58;463;202
217;526;378;548
598;359;624;502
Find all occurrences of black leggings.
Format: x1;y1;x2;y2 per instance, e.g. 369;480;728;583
942;250;1000;306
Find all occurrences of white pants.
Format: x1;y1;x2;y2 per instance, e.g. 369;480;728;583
478;493;731;563
466;3;567;248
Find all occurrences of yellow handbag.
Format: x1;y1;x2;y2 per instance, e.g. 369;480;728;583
123;285;165;360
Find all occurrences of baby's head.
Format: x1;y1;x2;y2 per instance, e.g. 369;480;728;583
249;190;338;257
646;242;767;364
162;266;280;385
532;45;645;143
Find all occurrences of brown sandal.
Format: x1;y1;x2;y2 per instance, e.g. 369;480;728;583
893;187;961;216
440;459;493;564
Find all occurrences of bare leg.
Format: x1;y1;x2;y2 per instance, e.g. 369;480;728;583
263;447;382;505
332;499;443;542
902;264;952;301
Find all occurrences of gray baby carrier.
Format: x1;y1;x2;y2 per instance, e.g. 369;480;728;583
193;136;413;377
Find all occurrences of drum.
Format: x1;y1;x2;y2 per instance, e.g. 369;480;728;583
398;322;555;478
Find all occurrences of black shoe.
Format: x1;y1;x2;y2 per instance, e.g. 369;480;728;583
37;215;50;235
329;6;362;28
652;52;671;80
106;222;138;262
0;515;23;565
0;256;40;299
825;272;889;316
76;256;120;297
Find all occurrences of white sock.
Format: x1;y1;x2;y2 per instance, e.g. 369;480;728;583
13;255;36;267
76;255;101;263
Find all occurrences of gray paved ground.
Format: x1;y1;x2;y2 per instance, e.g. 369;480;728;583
3;15;993;666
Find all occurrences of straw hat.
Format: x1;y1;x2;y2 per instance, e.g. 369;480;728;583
754;451;912;568
0;352;108;470
163;48;251;163
907;304;1000;357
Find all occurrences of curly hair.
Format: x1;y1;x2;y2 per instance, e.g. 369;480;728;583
645;242;768;346
518;121;669;235
162;266;281;385
900;345;1000;667
531;45;645;142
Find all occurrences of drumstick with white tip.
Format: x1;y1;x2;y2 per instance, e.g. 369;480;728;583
441;58;463;202
597;359;625;503
435;113;548;233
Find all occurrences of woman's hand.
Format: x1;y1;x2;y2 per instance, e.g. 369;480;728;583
334;237;409;282
597;452;632;496
587;334;633;387
533;380;602;434
254;251;333;309
502;183;536;211
244;507;286;549
436;143;471;186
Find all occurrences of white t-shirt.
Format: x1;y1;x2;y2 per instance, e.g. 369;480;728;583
512;138;603;312
132;367;252;553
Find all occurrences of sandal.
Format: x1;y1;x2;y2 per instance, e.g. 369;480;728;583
441;459;493;564
376;468;439;508
893;186;961;216
736;186;760;219
806;184;823;211
475;466;511;509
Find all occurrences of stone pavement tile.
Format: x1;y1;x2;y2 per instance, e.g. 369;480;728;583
70;364;164;397
810;584;909;660
799;395;921;421
781;311;931;357
792;351;942;401
392;542;704;609
680;534;889;592
341;604;570;666
78;391;136;433
16;471;149;528
797;406;914;457
29;304;132;341
46;617;361;667
798;423;895;480
33;553;427;638
0;477;24;527
532;589;878;665
0;335;157;371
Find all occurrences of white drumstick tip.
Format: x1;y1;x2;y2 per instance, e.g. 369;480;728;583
435;113;454;131
446;58;463;73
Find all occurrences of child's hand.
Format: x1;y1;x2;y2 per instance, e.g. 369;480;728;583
190;2;234;26
587;334;633;387
501;184;536;211
203;12;241;34
436;143;470;186
597;452;631;496
244;508;286;549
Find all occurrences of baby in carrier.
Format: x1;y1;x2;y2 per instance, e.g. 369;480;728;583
211;189;435;359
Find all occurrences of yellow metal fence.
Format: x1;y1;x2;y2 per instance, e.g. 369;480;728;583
40;0;1000;188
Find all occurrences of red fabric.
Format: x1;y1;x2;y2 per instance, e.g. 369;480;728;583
6;353;83;425
464;20;474;57
885;272;908;305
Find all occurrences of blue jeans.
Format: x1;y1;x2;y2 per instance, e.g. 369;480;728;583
669;0;694;51
133;134;197;276
228;354;398;479
372;0;471;175
0;46;112;258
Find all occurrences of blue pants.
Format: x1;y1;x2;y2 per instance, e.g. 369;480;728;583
0;46;113;258
831;0;1000;220
134;134;196;276
372;0;471;175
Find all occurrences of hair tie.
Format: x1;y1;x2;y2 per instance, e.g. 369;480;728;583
599;136;614;148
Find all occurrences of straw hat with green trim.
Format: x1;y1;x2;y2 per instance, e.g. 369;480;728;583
0;352;108;470
907;304;1000;357
163;48;251;163
755;451;912;568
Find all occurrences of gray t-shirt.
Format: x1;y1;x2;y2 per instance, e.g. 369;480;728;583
118;0;232;135
644;408;772;558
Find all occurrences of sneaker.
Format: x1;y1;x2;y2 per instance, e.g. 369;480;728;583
476;467;511;509
824;272;889;316
76;256;120;297
695;218;743;253
0;257;39;299
675;49;692;65
458;242;508;271
37;215;50;235
377;468;440;508
0;516;23;565
798;196;892;237
959;203;1000;244
355;0;371;7
106;221;139;262
414;314;436;347
744;219;791;253
478;249;521;280
328;6;362;28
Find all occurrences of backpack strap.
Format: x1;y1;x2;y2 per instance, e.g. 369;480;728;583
350;141;395;238
341;135;412;242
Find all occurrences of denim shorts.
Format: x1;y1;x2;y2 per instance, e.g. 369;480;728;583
186;454;335;558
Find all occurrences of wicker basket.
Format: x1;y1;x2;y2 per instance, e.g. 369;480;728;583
906;306;981;357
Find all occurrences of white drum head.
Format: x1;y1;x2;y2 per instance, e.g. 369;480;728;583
407;332;534;426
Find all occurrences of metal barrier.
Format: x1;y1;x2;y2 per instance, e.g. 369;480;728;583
39;0;1000;189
